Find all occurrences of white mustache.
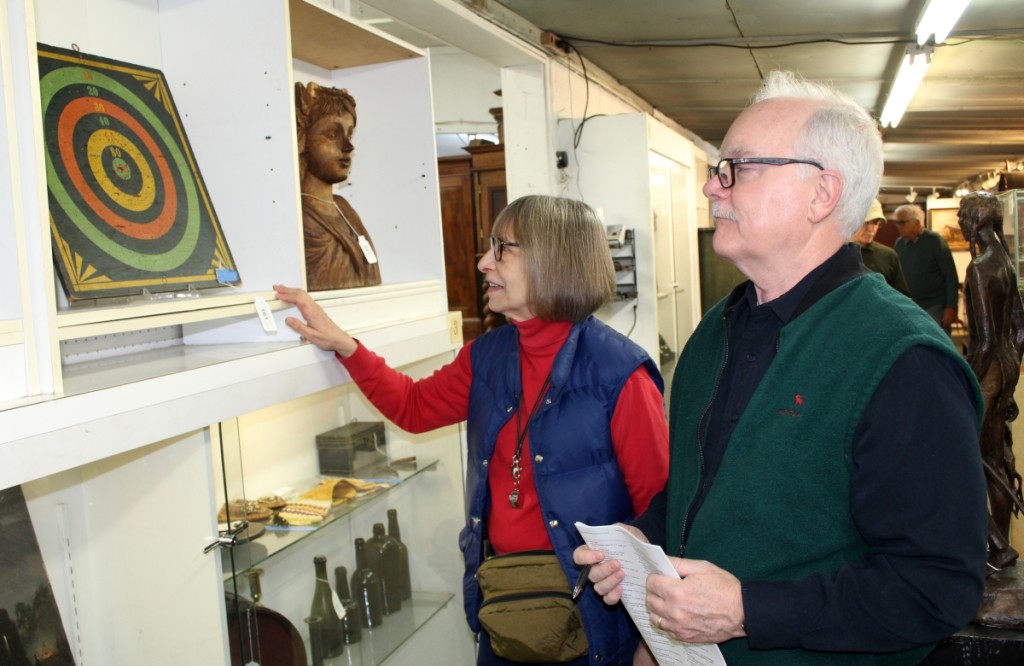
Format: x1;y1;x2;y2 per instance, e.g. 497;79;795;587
711;205;738;222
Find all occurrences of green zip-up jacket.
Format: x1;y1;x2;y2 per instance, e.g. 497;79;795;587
666;273;982;665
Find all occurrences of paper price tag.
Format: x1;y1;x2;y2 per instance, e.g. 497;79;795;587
332;589;346;619
358;235;378;264
254;296;278;333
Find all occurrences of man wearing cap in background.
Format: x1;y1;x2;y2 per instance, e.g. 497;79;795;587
894;203;960;334
852;199;910;296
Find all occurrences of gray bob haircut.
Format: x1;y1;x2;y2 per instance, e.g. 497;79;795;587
491;195;615;322
753;71;884;240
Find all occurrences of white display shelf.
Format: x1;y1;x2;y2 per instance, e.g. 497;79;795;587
288;0;420;70
0;306;457;489
6;0;443;400
0;318;22;343
2;2;469;663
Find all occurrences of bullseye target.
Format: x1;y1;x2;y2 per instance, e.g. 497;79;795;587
38;44;239;301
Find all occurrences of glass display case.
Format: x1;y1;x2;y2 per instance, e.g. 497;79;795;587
1;1;472;664
215;369;468;666
998;189;1024;293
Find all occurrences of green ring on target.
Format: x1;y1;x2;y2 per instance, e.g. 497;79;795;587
40;66;201;272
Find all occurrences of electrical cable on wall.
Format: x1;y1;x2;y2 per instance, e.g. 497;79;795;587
560;41;607;202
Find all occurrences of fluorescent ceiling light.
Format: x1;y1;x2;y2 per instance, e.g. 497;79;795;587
880;46;931;128
916;0;971;45
880;0;970;128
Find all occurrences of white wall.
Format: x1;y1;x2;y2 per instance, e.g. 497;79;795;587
430;47;502;139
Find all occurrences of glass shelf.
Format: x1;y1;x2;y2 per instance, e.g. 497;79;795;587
319;592;454;666
222;457;439;579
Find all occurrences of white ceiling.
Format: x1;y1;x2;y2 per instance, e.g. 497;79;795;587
358;0;1024;198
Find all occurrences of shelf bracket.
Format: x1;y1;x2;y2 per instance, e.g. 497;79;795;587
203;520;249;554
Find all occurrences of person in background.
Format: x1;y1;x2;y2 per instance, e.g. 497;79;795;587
574;70;987;665
852;199;910;295
894;203;960;333
276;194;669;666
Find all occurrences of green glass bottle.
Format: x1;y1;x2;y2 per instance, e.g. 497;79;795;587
387;509;412;600
367;522;402;614
309;555;345;658
334;565;362;644
351;537;385;628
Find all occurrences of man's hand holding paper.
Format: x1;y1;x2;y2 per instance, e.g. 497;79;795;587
575;522;726;666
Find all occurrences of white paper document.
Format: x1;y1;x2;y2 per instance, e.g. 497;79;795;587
575;522;726;666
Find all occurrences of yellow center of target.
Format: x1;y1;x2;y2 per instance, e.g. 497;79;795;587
87;129;155;212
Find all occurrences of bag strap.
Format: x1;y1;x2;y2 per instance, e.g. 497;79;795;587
482;520;495;559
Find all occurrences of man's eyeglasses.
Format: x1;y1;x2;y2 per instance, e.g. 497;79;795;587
708;157;825;189
490;237;520;262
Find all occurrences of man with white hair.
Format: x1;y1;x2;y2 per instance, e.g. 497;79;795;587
894;203;960;333
576;70;987;665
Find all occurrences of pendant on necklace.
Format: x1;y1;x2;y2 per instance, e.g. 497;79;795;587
508;489;520;508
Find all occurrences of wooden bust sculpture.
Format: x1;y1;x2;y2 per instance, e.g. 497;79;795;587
959;190;1024;571
295;82;381;291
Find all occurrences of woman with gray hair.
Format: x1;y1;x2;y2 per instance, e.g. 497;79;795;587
275;194;668;666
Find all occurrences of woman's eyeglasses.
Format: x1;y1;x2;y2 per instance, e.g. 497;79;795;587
490;237;520;261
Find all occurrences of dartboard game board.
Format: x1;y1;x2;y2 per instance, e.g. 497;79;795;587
38;44;239;301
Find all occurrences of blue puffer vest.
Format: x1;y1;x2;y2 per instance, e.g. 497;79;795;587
458;316;663;665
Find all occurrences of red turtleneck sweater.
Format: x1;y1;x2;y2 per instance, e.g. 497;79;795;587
338;317;669;554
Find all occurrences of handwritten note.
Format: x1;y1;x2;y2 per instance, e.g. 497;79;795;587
575;522;726;666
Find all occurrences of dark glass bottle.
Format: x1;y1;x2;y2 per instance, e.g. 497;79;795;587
334;565;362;644
351;537;385;628
366;522;402;614
309;555;345;658
387;509;412;600
305;615;325;666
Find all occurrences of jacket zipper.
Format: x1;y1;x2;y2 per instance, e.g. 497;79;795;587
480;590;574;608
679;311;730;557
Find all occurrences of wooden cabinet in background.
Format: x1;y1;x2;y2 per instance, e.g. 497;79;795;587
438;155;482;340
465;144;508;255
439;144;508;340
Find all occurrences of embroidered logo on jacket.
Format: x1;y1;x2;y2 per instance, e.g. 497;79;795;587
777;393;803;417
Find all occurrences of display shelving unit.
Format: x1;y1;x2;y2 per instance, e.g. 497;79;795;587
0;1;473;664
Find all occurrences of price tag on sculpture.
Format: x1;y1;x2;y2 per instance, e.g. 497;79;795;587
358;235;378;264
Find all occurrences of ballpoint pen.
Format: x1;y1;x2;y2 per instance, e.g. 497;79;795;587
571;564;592;601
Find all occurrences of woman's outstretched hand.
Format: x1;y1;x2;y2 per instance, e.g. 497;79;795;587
273;284;358;358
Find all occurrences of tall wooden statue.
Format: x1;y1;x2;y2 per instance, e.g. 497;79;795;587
959;191;1024;572
295;82;381;291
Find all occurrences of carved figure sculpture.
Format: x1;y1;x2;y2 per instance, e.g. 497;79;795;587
295;82;381;291
959;191;1024;570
